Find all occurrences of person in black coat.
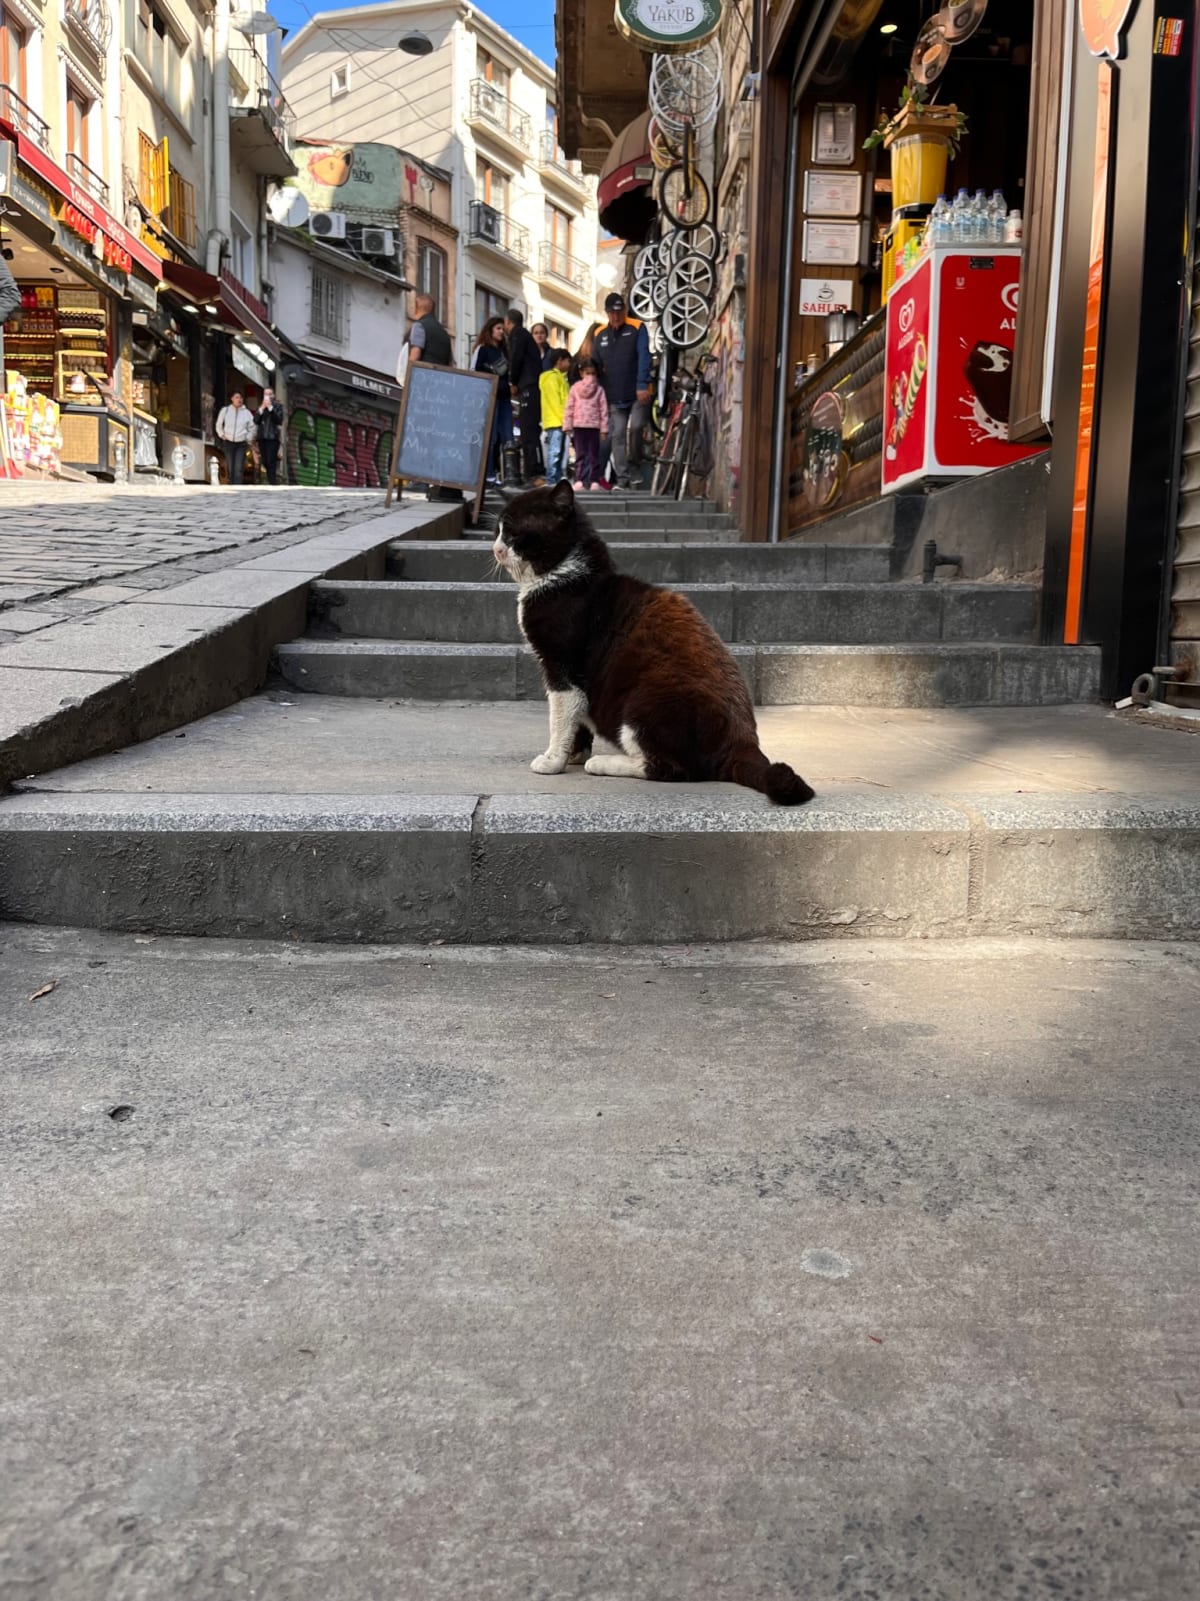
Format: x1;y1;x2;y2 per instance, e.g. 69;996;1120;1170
254;387;285;484
504;307;545;482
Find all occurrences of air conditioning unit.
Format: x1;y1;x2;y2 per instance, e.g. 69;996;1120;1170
360;227;396;256
475;207;501;245
310;210;347;241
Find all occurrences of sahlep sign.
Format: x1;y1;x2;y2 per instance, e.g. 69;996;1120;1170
614;0;722;52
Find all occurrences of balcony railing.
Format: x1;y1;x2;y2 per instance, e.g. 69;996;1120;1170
229;44;295;160
0;86;51;152
469;200;530;265
66;152;110;206
468;79;531;154
538;130;587;187
64;0;113;55
538;240;592;298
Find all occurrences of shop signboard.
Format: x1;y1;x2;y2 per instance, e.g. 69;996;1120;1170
1079;0;1136;58
799;277;854;315
882;248;1042;492
126;275;159;313
614;0;722;53
52;219;128;295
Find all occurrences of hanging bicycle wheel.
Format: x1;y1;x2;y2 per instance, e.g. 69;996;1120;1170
648;117;680;171
650;49;722;129
629;275;661;322
633;243;660;279
658;164;711;230
673;221;720;264
662;289;711;350
652;273;671;311
656;232;677;269
668;252;715;300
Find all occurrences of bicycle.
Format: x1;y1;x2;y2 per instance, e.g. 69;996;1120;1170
649;354;717;499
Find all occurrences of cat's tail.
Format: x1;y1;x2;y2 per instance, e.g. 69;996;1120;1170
725;746;816;807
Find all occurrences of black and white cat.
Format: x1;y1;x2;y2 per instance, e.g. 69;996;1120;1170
493;482;815;805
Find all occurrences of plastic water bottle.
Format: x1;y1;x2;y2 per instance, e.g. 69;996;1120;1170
927;194;950;248
988;189;1007;245
950;188;971;245
969;190;988;246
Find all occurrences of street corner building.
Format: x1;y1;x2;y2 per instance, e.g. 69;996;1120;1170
556;0;1200;706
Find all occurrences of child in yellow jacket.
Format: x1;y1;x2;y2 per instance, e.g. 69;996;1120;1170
539;349;571;485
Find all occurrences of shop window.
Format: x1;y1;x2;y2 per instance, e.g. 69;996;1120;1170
168;169;196;248
330;62;349;98
417;239;447;312
311;266;346;341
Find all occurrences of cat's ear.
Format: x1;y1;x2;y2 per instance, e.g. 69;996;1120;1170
551;479;574;511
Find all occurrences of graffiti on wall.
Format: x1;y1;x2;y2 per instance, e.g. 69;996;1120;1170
286;388;396;488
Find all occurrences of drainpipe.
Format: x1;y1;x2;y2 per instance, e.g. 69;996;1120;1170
206;0;232;275
766;2;846;542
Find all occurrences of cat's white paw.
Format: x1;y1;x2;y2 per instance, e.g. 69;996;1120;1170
530;752;567;775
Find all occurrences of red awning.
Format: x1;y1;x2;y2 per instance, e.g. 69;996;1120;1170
163;260;281;360
0;127;162;279
294;350;402;405
596;111;656;243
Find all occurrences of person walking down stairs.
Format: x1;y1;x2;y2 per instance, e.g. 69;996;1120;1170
564;358;609;490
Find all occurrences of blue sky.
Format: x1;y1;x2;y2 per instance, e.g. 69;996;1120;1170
271;0;558;68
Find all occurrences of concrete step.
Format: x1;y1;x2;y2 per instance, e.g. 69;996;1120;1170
309;579;1039;647
274;638;1099;708
388;541;892;585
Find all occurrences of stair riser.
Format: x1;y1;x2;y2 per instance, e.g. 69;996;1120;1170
388;545;892;584
312;582;1039;646
275;643;1098;708
3;793;1192;942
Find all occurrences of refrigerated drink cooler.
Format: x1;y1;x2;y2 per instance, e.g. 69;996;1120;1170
882;246;1041;493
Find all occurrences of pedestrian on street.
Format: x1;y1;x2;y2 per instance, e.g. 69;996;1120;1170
585;292;652;489
504;307;545;482
531;322;555;373
215;392;256;485
539;348;571;485
407;292;453;368
471;316;513;482
254;388;284;485
563;357;608;491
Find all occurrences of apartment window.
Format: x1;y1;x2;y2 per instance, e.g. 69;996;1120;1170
330;62;349;98
230;215;255;290
545;204;572;256
168;170;196;247
417;239;447;313
476;48;509;94
0;14;27;103
476;160;508;215
66;84;91;166
138;130;169;213
474;283;507;332
311;266;346;341
135;1;183;113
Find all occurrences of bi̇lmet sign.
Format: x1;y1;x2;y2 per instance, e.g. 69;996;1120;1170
614;0;722;53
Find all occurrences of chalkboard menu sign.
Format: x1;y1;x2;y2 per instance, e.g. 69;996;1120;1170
385;362;498;520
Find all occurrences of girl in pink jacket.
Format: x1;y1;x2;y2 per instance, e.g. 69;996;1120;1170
564;359;609;489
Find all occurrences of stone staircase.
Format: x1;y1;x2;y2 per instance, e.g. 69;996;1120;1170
275;492;1099;710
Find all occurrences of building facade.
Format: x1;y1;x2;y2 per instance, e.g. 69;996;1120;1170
282;0;600;366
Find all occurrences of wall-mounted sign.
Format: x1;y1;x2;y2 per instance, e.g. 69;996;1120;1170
803;220;861;267
614;0;723;53
1079;0;1136;58
803;170;862;218
812;103;856;165
59;202;133;275
799;277;854;316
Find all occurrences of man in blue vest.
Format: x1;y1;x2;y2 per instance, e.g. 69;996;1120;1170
590;292;652;489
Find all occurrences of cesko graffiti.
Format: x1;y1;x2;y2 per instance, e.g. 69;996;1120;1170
286;389;396;487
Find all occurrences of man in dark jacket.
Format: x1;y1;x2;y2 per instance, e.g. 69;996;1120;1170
504;307;545;481
590;292;652;489
408;294;453;367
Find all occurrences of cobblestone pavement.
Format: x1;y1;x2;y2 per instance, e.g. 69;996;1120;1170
0;484;394;641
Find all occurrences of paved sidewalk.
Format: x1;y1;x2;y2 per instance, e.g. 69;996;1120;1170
0;484;397;640
3;928;1197;1600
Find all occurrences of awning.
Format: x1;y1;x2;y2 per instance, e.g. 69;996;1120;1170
0;127;163;278
163;260;281;361
596;111;656;243
288;350;403;405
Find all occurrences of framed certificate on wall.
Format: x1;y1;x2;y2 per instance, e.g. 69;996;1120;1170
811;103;856;165
802;220;862;266
803;170;863;218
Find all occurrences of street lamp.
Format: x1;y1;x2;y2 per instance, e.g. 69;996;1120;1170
399;30;434;56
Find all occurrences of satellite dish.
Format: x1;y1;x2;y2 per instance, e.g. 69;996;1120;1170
266;186;309;227
232;10;282;35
